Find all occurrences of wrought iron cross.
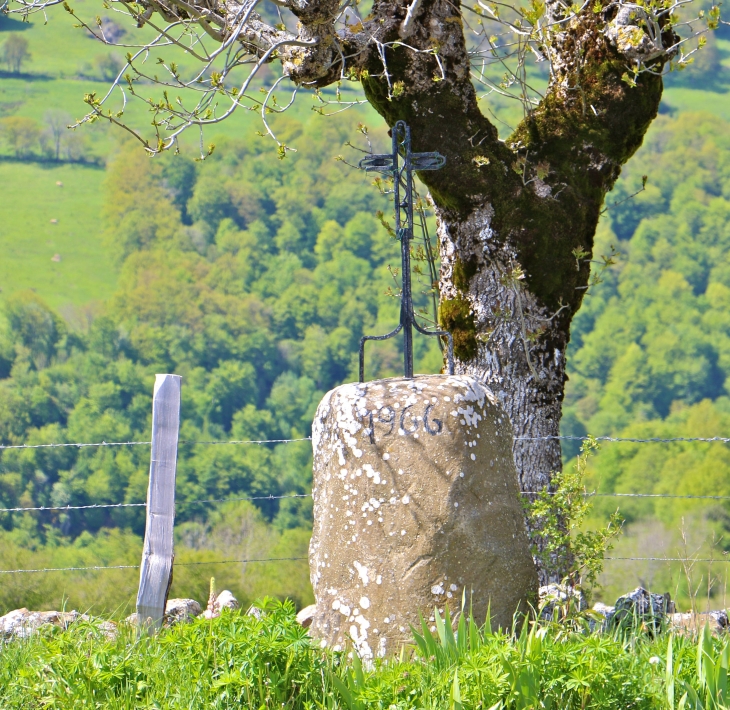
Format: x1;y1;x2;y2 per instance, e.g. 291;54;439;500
358;120;455;382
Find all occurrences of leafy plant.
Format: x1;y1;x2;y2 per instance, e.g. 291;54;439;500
525;437;624;591
671;625;730;709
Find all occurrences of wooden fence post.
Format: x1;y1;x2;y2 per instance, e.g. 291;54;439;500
136;373;182;632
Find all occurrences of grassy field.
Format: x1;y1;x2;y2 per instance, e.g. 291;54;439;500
0;160;116;309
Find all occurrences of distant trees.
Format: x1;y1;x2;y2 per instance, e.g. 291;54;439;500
2;35;29;74
77;53;125;82
42;110;72;161
0;116;40;158
92;53;124;82
0;111;91;162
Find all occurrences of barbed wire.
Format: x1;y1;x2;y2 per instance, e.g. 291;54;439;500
515;436;730;443
0;556;308;575
0;437;313;451
2;434;728;452
0;502;147;513
175;493;311;508
527;491;730;501
4;554;730;574
181;438;312;446
0;440;152;451
6;489;730;515
0;493;311;514
605;557;730;563
592;492;730;501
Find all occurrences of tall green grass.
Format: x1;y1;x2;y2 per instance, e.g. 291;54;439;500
2;599;726;709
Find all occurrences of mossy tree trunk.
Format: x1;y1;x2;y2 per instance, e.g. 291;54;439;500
280;0;674;581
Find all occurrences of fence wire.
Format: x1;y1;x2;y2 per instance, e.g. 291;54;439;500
0;437;313;451
4;555;730;575
5;490;730;515
2;432;729;577
515;436;730;444
605;557;730;563
3;434;729;452
0;493;311;514
0;557;308;575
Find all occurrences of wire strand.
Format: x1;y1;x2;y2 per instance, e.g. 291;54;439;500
6;489;730;515
0;437;313;451
0;556;308;575
0;493;312;514
5;554;729;574
515;435;730;443
3;434;729;451
605;557;730;563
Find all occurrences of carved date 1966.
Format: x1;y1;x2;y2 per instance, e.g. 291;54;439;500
361;403;443;444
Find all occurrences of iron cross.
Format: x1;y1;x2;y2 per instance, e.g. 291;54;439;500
358;120;454;381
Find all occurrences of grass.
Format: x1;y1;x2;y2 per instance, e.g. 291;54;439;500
0;159;116;310
0;599;725;709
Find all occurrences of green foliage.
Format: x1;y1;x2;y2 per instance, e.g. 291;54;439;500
2;603;712;709
567;112;730;436
0;115;41;157
563;112;730;564
666;626;730;710
0;500;312;616
526;438;623;590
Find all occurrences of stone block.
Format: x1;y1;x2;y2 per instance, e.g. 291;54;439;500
308;374;537;658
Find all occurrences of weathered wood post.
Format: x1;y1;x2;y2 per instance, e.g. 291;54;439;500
308;375;537;659
136;373;181;632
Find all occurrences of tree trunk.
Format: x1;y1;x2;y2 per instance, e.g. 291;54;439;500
438;220;564;498
437;208;568;583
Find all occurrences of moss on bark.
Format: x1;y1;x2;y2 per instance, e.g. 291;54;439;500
439;295;477;361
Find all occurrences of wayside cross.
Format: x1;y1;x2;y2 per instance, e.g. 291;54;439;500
358;120;455;382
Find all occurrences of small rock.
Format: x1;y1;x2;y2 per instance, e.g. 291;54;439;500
539;583;587;620
612;587;674;632
202;589;239;619
164;598;202;626
247;605;264;621
216;590;239;612
296;604;316;629
670;610;729;635
587;602;616;632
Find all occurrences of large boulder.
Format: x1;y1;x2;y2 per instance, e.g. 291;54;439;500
308;374;538;659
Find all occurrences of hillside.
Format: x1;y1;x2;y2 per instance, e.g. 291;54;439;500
1;10;730;612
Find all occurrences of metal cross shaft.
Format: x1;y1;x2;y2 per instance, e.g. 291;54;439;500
358;121;455;382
